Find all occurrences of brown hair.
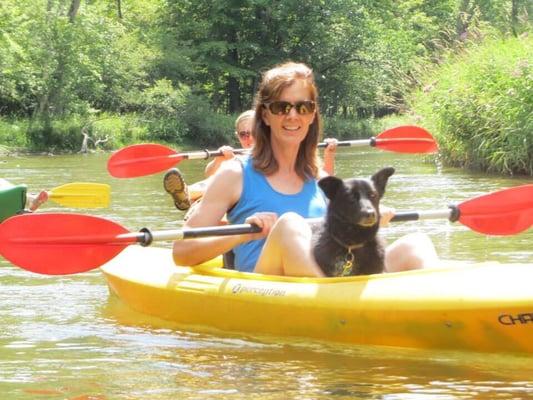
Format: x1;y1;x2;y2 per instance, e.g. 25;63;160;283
252;62;322;180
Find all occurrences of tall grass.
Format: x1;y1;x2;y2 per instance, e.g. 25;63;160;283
0;117;29;151
410;35;532;176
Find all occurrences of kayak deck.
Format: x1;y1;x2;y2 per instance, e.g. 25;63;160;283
101;246;533;354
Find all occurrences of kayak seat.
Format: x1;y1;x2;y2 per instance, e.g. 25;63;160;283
223;250;235;270
163;168;191;211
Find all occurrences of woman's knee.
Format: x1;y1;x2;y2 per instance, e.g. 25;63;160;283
385;232;438;272
271;212;310;238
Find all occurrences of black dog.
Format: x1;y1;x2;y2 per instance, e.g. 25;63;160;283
312;167;395;277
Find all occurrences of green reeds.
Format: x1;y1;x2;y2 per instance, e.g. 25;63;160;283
411;35;532;176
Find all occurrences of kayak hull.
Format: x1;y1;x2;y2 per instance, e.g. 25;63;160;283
101;246;533;354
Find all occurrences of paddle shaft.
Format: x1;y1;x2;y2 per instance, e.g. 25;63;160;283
318;137;437;149
136;208;459;245
134;223;262;246
180;137;436;160
391;208;459;223
174;139;365;160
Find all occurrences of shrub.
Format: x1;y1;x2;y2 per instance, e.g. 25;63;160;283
0;117;28;149
26;116;85;152
410;35;532;176
322;117;373;140
181;96;235;147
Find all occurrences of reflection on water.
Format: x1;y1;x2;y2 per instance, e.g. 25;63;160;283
1;150;532;399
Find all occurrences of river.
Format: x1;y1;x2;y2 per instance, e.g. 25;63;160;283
1;148;532;399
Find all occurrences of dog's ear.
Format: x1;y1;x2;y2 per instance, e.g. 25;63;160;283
318;176;345;200
371;167;395;198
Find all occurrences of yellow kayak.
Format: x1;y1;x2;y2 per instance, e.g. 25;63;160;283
101;246;533;354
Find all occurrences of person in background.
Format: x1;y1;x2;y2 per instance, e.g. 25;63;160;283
163;110;256;211
172;61;437;275
203;110;256;178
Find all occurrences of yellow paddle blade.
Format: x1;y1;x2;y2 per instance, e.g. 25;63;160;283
49;182;111;208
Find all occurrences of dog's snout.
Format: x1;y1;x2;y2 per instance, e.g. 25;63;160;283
360;208;376;219
359;207;377;226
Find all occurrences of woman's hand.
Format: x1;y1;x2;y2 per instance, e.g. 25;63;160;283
323;137;338;154
245;212;278;240
322;137;337;176
205;146;236;177
218;145;235;160
379;205;395;227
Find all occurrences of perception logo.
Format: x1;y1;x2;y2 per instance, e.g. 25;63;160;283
498;312;533;325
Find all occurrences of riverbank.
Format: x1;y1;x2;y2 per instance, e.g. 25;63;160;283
1;104;530;177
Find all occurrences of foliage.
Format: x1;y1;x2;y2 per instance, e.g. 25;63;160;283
0;117;29;149
0;0;531;175
181;96;236;147
27;115;86;152
410;35;532;175
323;117;373;140
127;79;189;142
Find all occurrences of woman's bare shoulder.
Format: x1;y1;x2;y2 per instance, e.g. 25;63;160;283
199;158;243;208
213;158;243;180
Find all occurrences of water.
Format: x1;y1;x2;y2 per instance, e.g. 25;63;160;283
1;149;532;399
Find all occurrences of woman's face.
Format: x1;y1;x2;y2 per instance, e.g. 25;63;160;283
235;118;254;149
261;79;316;148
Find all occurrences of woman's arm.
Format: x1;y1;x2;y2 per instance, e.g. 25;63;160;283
173;161;255;265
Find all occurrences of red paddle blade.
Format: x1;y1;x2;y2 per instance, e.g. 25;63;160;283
0;213;133;274
375;126;438;154
107;143;184;178
458;184;533;235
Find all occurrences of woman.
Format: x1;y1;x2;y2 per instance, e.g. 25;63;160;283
173;61;438;276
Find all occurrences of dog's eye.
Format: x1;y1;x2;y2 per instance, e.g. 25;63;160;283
369;192;377;200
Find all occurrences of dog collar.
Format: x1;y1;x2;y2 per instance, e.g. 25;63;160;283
328;231;364;276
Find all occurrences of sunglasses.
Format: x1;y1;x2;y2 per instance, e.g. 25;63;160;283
237;130;251;139
264;100;316;115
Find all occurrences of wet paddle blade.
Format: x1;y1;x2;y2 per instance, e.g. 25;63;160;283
458;184;533;235
107;143;184;178
49;182;111;208
0;213;131;274
375;126;438;154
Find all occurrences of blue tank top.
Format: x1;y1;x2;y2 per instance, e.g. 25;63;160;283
227;157;327;272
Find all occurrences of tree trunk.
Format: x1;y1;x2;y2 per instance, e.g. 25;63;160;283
227;76;241;113
456;0;472;38
226;28;241;113
116;0;123;19
511;0;518;37
67;0;81;22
